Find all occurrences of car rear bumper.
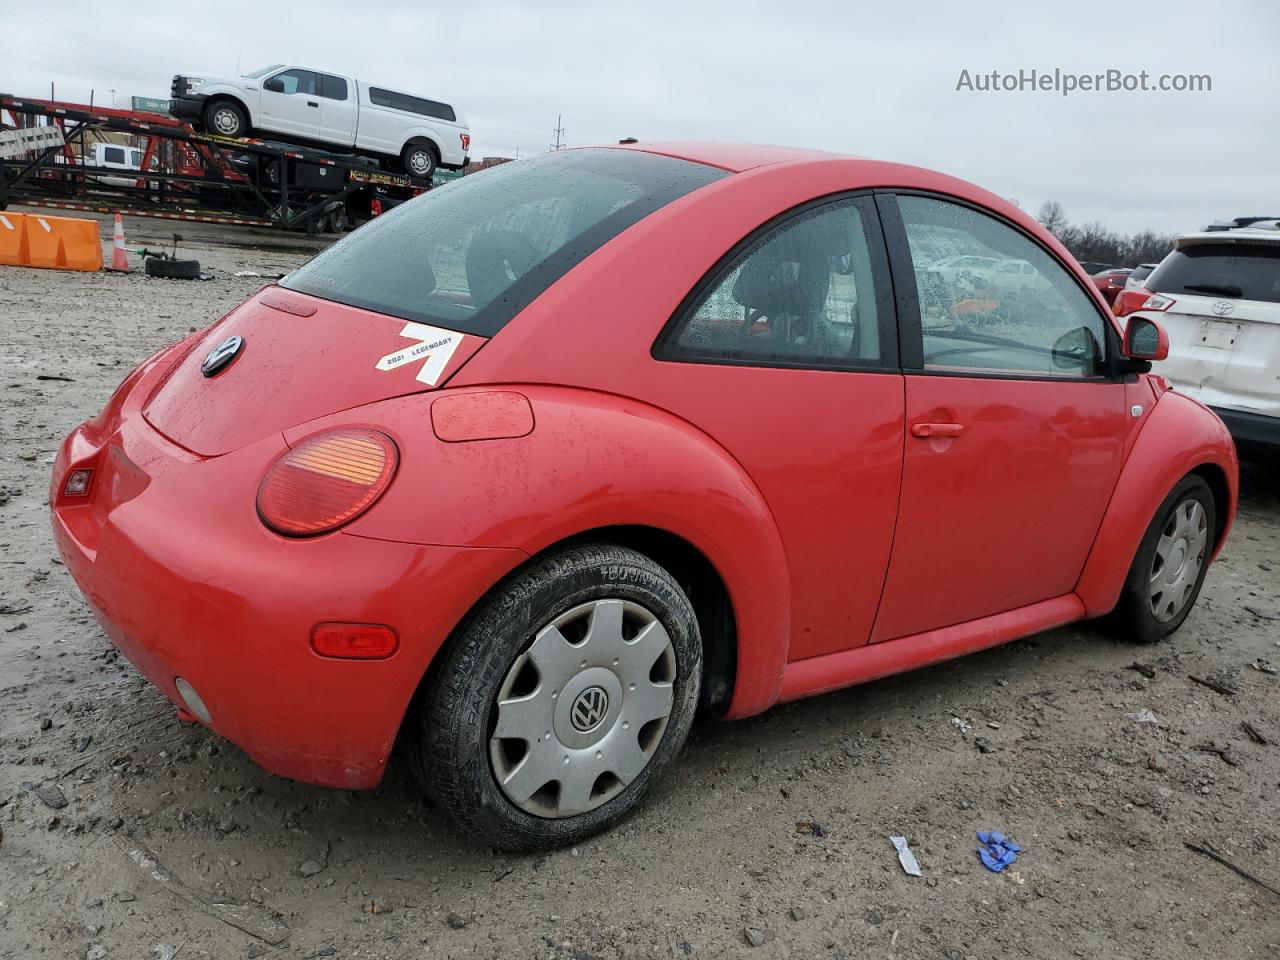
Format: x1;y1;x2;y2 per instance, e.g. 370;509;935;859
1210;405;1280;451
49;350;524;788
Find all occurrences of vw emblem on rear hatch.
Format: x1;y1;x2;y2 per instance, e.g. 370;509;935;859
570;686;609;732
1211;301;1235;316
201;336;244;377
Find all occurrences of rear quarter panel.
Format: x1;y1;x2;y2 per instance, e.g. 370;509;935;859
1075;389;1237;616
299;385;794;717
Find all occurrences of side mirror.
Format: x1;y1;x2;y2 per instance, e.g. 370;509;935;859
263;77;285;93
1051;325;1101;373
1124;316;1169;361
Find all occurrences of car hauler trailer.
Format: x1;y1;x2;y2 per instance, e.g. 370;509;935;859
0;96;430;233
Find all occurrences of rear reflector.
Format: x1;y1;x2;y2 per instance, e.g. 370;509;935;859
311;622;399;659
63;468;93;497
257;429;398;536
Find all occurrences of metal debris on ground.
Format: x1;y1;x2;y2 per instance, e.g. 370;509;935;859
890;835;922;876
1126;708;1161;725
1248;658;1276;675
976;831;1022;873
1188;675;1236;696
1184;842;1280;900
124;843;290;944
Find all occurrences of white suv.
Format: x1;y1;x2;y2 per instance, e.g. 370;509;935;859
1115;218;1280;451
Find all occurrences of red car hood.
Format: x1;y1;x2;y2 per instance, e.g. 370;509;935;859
143;287;485;456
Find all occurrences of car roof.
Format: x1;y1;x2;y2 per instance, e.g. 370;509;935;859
612;141;845;172
1177;223;1280;248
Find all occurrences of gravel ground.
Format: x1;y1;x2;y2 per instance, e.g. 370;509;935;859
1;215;1279;960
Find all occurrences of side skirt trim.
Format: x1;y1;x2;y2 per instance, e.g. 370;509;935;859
777;594;1085;703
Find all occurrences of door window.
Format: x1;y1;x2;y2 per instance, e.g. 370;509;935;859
102;146;125;164
660;197;892;369
271;69;319;96
898;196;1108;377
320;75;349;101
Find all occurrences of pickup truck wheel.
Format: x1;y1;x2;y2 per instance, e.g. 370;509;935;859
401;142;438;179
204;100;247;139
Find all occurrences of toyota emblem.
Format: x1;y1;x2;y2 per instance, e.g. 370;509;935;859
201;335;244;377
1211;301;1235;317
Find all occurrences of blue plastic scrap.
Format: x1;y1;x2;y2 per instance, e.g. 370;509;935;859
976;831;1022;872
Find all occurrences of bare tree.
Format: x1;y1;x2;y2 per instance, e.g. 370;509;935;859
1036;200;1069;237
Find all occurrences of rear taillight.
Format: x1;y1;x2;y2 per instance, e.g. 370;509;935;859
1114;290;1175;318
311;622;399;659
257;429;398;536
460;133;471;152
370;197;383;217
63;468;93;497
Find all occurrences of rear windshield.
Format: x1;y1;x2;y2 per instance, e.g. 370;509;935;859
282;149;727;337
1147;243;1280;303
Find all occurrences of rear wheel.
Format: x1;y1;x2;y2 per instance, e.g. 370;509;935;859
400;141;438;180
203;100;247;139
412;543;702;851
1112;475;1215;643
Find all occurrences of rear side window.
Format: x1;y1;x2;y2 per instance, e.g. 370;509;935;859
1146;243;1280;303
102;146;125;164
1129;264;1155;282
282;149;726;338
898;195;1108;378
659;196;893;369
320;75;348;101
368;87;456;122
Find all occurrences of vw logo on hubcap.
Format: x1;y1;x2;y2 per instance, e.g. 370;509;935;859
570;686;609;732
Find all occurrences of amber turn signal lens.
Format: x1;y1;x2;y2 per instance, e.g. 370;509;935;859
257;429;398;536
311;622;400;659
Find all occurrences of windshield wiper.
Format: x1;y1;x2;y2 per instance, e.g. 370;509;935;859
1184;283;1243;297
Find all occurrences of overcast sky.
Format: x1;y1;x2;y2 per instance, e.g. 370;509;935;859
4;0;1276;234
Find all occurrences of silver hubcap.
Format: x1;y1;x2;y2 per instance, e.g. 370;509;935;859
408;150;432;175
212;108;239;135
1148;498;1208;623
489;599;676;819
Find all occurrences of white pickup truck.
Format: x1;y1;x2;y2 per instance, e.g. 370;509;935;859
170;65;470;179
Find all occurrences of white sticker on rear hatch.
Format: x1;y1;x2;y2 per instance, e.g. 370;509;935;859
374;322;464;385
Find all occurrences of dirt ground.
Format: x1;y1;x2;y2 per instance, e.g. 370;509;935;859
1;213;1279;960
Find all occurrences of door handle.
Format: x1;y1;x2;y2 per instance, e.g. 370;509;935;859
306;100;319;107
911;422;965;439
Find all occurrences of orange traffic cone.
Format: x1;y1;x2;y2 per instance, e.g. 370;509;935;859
109;213;129;272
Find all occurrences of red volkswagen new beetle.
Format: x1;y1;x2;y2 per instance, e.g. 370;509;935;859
51;143;1237;849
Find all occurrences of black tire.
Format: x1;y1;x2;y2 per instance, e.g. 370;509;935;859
203;99;247;139
400;141;438;180
144;257;201;280
1111;475;1216;644
412;543;702;851
326;204;349;234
